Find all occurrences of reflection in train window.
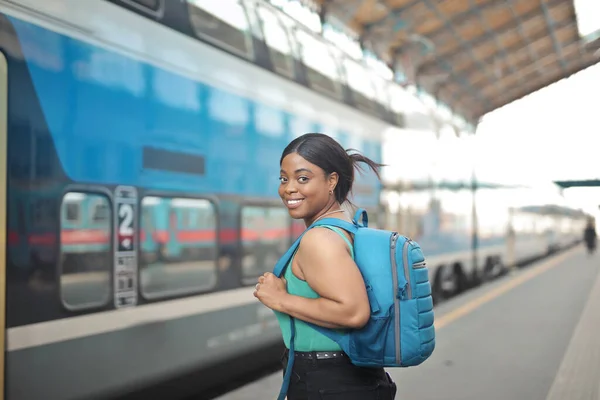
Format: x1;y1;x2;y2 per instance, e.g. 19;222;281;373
388;84;416;126
187;0;254;59
343;58;377;111
294;29;341;97
65;203;80;222
123;0;162;11
256;5;294;78
31;197;57;229
60;192;111;310
91;200;109;223
140;196;218;298
241;206;289;283
371;74;390;108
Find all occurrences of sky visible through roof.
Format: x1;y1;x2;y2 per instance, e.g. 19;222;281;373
574;0;600;40
476;63;600;219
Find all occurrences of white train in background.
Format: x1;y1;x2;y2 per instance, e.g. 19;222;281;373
381;126;587;301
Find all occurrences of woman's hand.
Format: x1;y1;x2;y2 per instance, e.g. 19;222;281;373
254;272;288;312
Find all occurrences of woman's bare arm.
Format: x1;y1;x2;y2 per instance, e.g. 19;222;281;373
278;227;370;329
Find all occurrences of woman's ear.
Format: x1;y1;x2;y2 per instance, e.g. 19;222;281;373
328;172;339;193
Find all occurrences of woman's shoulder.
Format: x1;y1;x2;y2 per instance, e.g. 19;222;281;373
299;221;353;254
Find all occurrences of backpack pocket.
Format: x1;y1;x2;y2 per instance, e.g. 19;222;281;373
347;315;393;366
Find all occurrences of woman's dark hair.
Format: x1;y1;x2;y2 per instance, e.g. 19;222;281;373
280;133;384;204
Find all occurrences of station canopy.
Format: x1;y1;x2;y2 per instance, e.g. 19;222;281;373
310;0;600;124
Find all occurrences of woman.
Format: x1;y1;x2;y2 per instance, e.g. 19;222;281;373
254;133;397;399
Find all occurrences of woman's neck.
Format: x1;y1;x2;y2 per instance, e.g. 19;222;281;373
305;204;344;227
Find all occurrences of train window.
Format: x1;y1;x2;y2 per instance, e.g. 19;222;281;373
91;200;109;223
123;0;161;11
187;0;254;59
343;58;377;112
256;5;294;78
371;74;391;108
31;197;57;229
63;201;81;222
388;84;416;127
294;29;341;97
140;196;218;298
241;206;289;283
60;192;111;310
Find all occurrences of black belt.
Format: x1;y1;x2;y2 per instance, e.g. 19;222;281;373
284;348;349;360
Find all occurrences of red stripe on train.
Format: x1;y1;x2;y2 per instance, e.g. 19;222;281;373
8;231;19;245
9;227;296;247
61;229;110;245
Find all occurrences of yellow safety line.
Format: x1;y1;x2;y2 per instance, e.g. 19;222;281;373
435;248;576;330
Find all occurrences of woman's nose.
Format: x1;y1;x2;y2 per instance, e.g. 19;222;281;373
285;184;298;194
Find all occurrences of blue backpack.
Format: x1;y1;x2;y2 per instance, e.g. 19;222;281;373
273;208;435;400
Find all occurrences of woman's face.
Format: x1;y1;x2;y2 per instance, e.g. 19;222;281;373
279;152;337;224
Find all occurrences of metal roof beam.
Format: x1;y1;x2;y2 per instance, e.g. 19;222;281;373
420;52;492;115
361;0;421;33
505;0;545;78
424;1;503;40
472;37;578;92
355;0;486;123
540;0;568;72
419;0;494;112
469;0;521;83
323;0;361;26
554;180;600;188
421;0;489;78
418;0;565;72
458;18;574;80
478;57;600;116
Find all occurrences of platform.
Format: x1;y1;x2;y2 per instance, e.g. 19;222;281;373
214;246;600;400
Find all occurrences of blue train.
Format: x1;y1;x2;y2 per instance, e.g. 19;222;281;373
0;1;587;399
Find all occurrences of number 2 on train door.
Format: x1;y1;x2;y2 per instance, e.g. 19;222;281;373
119;203;134;251
114;186;138;309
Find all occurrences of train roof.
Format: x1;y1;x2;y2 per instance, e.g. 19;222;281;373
516;204;588;218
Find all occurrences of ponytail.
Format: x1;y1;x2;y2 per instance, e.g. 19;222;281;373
347;149;384;181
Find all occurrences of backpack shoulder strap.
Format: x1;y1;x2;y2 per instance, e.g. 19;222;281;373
274;217;361;400
274;216;358;277
313;217;359;233
273;233;303;278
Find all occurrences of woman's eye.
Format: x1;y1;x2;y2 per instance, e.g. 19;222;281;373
279;177;287;184
298;177;309;183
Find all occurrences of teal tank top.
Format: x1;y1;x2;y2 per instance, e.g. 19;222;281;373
273;225;354;351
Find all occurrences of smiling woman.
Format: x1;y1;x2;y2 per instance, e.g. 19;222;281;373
253;133;396;400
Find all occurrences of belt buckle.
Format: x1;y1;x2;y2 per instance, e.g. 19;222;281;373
316;352;333;360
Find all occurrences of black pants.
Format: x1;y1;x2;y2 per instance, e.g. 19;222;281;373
281;350;397;400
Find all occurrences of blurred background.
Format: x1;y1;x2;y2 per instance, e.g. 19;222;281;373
0;0;598;399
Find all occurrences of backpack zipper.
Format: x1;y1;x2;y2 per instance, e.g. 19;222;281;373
403;240;412;300
390;232;401;364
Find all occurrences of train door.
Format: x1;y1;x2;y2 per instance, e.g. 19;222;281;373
0;51;8;400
